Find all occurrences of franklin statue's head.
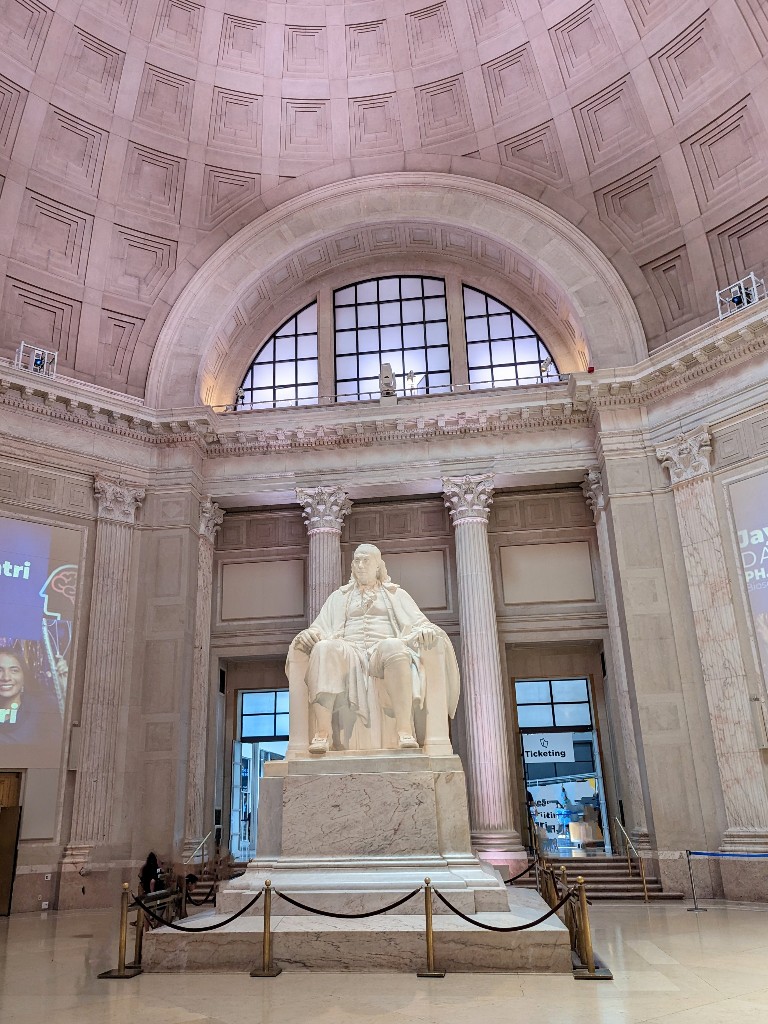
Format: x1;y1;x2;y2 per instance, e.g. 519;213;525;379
349;544;390;587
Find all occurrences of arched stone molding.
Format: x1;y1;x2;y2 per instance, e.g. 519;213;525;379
146;174;648;408
201;250;587;411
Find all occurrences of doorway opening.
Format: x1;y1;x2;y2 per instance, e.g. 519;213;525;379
229;690;288;861
515;677;611;858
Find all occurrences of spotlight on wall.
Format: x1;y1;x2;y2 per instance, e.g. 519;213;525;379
379;363;397;397
716;272;766;320
14;341;58;378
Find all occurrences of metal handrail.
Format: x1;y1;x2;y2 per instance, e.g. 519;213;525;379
614;818;649;903
183;830;213;866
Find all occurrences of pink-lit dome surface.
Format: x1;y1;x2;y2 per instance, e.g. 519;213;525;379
1;0;766;396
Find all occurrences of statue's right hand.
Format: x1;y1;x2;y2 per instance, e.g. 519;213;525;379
294;627;323;654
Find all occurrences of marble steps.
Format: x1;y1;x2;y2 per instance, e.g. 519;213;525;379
513;857;684;900
142;903;572;973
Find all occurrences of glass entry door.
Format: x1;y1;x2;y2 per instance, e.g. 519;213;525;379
229;690;289;860
515;677;611;857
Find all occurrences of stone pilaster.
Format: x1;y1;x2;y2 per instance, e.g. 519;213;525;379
66;478;145;860
582;467;649;843
296;486;351;621
184;499;224;857
443;474;523;859
656;431;768;849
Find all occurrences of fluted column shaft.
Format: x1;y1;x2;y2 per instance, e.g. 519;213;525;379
68;478;144;854
289;487;351;756
184;499;224;854
443;475;521;853
297;486;352;621
657;432;768;847
583;468;648;840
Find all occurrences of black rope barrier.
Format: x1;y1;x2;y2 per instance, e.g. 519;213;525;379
132;889;263;932
185;884;216;907
432;887;576;933
504;860;536;885
273;887;421;919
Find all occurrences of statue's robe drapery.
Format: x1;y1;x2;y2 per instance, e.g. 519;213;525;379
286;581;460;736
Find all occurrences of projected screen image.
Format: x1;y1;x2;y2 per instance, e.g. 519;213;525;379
0;517;81;769
731;470;768;686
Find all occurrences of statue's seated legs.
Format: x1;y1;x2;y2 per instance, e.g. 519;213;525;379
307;637;418;754
371;638;418;750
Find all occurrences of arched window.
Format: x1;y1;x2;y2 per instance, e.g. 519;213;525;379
237;303;318;409
334;276;451;401
463;286;558;388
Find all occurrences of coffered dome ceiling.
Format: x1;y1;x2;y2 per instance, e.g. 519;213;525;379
0;0;766;399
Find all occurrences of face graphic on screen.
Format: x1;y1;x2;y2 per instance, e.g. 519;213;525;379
0;651;25;719
0;518;81;769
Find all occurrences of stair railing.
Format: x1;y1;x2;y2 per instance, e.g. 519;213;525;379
613;818;649;903
183;830;214;878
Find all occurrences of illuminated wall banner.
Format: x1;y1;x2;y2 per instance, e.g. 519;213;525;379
731;471;768;687
0;517;82;770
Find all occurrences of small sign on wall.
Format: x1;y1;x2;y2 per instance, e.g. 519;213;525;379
523;732;574;762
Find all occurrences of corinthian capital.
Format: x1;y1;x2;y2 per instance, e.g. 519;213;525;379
296;486;352;534
442;474;494;525
656;430;712;485
582;467;605;522
94;477;145;524
200;498;225;542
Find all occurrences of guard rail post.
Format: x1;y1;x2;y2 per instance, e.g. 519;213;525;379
250;879;282;978
98;882;143;979
417;878;445;978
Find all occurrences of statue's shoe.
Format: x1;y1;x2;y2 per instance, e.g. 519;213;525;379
398;733;419;749
308;734;329;754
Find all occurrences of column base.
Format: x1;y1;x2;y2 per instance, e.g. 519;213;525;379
62;843;93;866
629;828;651;851
471;830;526;873
182;837;207;862
720;828;768;852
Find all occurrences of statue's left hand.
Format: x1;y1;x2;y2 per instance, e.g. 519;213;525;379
405;626;437;650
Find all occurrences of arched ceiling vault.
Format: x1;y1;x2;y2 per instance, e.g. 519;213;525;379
0;0;765;402
149;173;646;406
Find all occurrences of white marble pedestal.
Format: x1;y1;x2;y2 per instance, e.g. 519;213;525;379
143;754;571;972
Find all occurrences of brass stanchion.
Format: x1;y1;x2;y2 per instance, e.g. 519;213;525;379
128;904;144;969
417;878;445;979
179;873;188;919
577;876;595;976
639;855;649;904
98;883;143;979
250;880;282;978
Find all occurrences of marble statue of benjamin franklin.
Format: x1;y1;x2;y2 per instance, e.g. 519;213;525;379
288;544;460;754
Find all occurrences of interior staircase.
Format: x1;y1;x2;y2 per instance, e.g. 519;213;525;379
514;855;684;900
185;860;247;904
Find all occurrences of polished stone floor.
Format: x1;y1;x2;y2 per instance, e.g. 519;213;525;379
1;901;767;1023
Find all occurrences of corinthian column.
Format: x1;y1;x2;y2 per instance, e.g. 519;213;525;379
656;431;768;848
184;498;224;857
288;487;351;756
66;478;145;860
296;486;351;621
442;474;523;859
582;468;648;842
